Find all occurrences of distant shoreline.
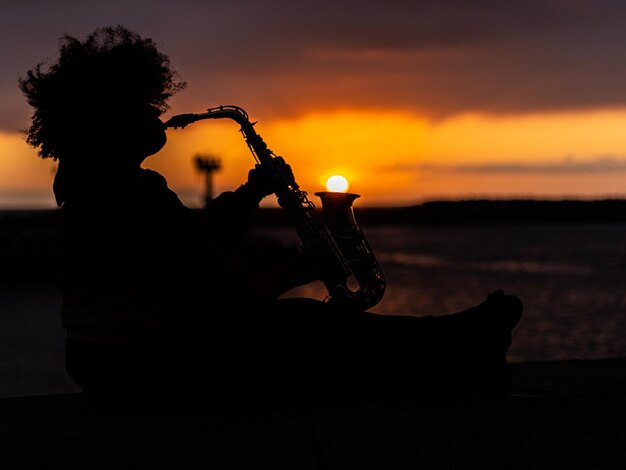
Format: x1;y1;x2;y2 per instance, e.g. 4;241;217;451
3;198;626;226
356;198;626;225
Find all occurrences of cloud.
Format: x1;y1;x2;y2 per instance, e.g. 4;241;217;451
4;0;626;131
397;156;626;174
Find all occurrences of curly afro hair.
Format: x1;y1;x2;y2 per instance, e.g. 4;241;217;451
19;24;186;160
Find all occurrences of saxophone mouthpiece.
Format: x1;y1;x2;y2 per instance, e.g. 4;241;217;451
163;113;199;129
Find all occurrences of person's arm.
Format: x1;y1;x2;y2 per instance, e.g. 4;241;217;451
240;247;347;301
201;164;276;239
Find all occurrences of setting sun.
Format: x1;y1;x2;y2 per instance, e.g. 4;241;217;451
325;175;349;193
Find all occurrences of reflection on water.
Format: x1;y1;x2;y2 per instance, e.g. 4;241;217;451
2;222;626;397
376;252;594;275
273;223;626;364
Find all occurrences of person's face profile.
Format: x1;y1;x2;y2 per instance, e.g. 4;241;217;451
134;105;167;158
108;104;167;159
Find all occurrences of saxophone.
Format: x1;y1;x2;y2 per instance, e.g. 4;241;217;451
164;105;386;311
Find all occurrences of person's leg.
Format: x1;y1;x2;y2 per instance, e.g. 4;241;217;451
64;339;138;410
260;291;523;403
65;291;522;412
355;290;523;398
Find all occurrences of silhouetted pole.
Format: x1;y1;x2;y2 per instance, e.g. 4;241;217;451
194;154;222;207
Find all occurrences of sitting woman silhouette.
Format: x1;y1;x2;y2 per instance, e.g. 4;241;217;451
19;25;523;411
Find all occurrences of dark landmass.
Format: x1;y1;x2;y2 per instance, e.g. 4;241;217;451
2;199;626;284
252;198;626;226
4;198;626;228
379;198;626;225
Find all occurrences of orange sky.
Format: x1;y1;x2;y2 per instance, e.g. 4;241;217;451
4;106;626;208
4;2;626;208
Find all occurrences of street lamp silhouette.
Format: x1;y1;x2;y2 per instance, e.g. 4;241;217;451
194;153;222;207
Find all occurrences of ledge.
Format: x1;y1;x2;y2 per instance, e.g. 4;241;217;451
1;357;625;469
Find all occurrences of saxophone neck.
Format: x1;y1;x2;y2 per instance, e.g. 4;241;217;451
163;105;254;129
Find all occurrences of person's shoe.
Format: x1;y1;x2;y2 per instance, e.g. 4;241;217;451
486;289;524;331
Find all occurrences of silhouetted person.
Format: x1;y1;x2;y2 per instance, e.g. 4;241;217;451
19;25;523;412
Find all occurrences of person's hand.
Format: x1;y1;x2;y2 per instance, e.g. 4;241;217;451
245;164;275;199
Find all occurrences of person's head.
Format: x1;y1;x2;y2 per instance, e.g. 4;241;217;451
19;24;186;165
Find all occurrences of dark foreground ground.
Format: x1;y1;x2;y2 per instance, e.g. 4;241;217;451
1;357;625;470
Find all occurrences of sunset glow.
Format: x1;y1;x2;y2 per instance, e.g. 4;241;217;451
5;106;626;208
148;107;626;207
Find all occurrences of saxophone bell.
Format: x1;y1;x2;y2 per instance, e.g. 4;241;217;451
314;190;386;311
